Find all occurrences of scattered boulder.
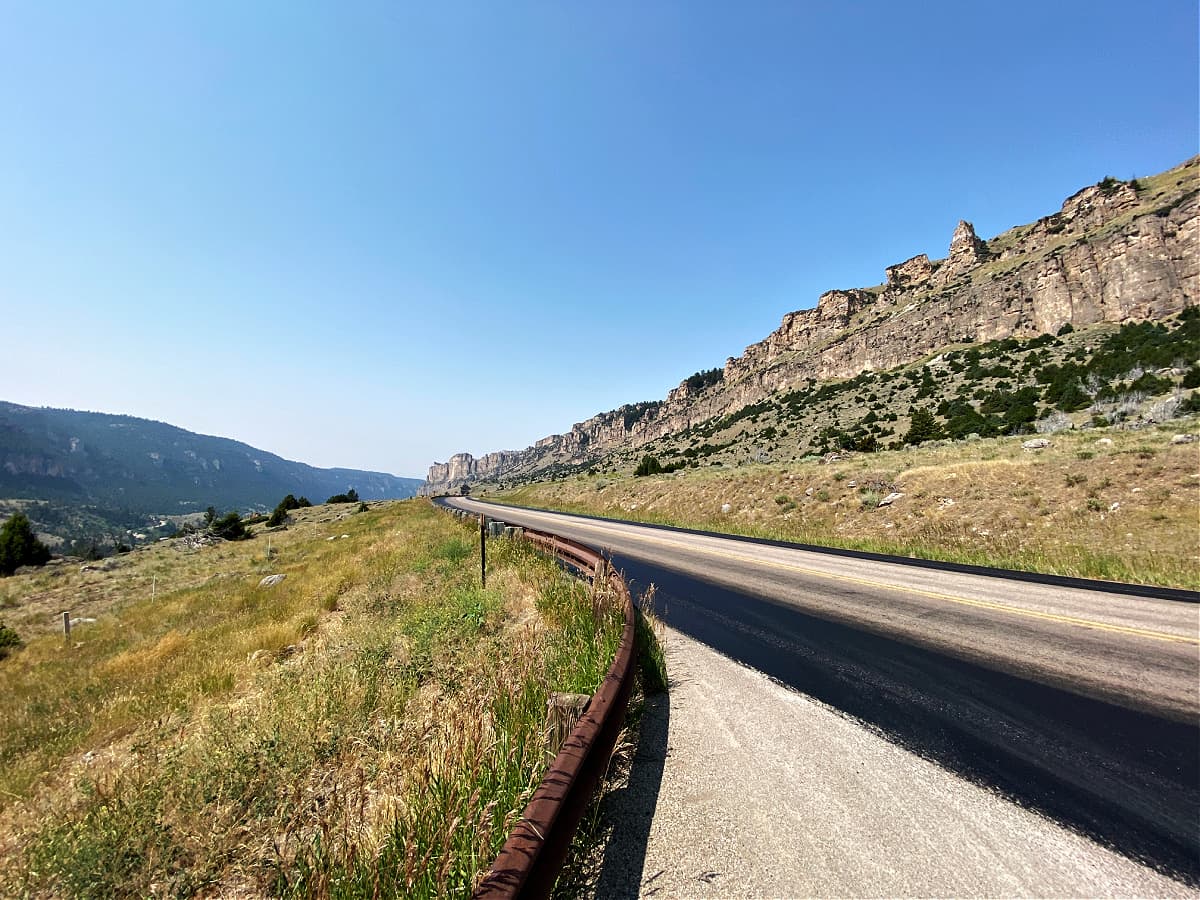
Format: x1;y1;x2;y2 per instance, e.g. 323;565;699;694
1022;438;1052;451
847;480;858;488
259;574;287;588
1096;437;1114;446
720;503;732;514
877;492;904;508
937;497;955;508
1171;433;1197;444
174;532;224;552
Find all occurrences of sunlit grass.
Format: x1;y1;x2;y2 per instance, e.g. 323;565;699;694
487;423;1200;590
0;500;625;897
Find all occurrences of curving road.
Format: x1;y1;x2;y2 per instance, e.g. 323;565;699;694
441;497;1200;893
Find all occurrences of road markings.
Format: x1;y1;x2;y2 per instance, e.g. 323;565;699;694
459;502;1199;647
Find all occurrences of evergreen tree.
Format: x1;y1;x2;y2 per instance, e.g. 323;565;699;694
903;407;943;446
634;455;663;477
0;513;52;576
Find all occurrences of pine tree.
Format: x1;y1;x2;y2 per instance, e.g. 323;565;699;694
903;407;943;446
0;513;52;576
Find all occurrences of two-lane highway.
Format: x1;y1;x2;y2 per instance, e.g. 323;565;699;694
443;497;1199;889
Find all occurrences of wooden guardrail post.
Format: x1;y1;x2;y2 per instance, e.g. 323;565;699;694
545;693;591;766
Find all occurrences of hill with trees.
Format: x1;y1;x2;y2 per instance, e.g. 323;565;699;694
0;402;422;546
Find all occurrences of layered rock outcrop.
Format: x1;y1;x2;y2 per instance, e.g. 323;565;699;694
423;159;1199;495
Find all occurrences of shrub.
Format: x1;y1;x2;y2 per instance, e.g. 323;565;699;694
1129;371;1173;396
1057;322;1075;336
683;368;724;393
326;489;360;504
266;493;312;528
0;622;20;660
634;456;663;477
1179;393;1200;415
0;513;52;576
209;511;251;541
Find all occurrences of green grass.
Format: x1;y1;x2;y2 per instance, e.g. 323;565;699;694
0;500;626;897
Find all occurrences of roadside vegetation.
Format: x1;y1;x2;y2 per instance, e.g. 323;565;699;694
0;500;626;897
488;422;1200;590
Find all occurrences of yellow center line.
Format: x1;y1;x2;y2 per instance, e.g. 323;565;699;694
467;503;1198;647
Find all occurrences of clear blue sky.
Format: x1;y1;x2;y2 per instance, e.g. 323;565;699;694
2;1;1196;477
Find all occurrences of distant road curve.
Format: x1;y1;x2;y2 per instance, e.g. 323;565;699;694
440;496;1200;884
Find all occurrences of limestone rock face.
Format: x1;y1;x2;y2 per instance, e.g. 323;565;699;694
422;159;1200;495
885;254;933;290
935;220;988;287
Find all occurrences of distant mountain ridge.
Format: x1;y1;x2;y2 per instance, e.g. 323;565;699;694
0;402;422;518
424;156;1199;494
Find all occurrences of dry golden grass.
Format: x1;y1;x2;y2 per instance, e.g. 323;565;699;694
0;500;625;897
490;421;1200;589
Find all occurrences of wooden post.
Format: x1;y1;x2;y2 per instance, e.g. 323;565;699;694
62;611;71;642
544;692;591;765
479;513;487;588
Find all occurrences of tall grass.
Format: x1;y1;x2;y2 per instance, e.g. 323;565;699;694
488;426;1200;590
0;501;625;898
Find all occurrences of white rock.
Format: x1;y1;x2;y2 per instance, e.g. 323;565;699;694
340;534;350;539
1109;502;1120;512
1171;433;1197;444
1096;437;1114;445
847;480;858;488
259;574;287;588
1022;438;1051;450
720;503;732;514
878;492;904;507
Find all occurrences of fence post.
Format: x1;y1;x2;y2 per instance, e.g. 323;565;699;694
62;611;71;642
479;513;487;588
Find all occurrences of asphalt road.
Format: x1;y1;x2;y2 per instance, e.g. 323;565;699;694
441;497;1200;888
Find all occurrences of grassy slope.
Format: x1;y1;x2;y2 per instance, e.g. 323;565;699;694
488;422;1200;590
0;499;624;897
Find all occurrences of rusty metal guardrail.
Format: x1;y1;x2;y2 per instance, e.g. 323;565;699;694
440;505;638;898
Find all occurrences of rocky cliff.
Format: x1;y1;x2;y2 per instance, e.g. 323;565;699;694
423;158;1199;494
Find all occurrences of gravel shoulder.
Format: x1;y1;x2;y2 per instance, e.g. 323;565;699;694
595;626;1194;899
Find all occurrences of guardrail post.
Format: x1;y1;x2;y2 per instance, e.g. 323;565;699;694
545;693;591;765
479;513;487;588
